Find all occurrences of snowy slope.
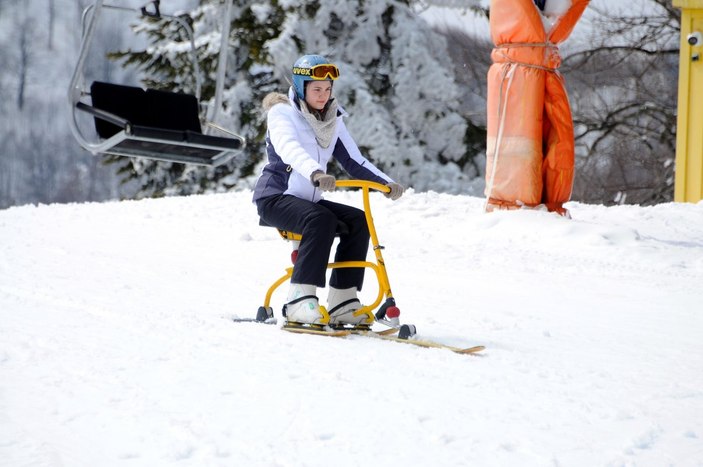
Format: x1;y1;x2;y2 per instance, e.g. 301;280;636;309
1;190;702;466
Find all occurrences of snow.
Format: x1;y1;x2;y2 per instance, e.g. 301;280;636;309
1;189;703;466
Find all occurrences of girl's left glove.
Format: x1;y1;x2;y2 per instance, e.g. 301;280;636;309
385;182;404;201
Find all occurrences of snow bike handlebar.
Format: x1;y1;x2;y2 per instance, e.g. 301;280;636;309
334;179;391;194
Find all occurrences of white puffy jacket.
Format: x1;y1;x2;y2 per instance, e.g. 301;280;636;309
252;88;392;203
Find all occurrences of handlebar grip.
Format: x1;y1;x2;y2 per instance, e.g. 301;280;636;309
335;180;390;193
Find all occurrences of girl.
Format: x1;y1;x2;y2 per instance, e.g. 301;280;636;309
252;54;403;327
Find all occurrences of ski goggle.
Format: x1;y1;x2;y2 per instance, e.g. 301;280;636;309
292;64;340;80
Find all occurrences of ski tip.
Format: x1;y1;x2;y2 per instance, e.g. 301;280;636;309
456;345;486;354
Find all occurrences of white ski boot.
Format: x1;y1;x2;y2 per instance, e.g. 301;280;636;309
327;287;374;327
284;283;329;326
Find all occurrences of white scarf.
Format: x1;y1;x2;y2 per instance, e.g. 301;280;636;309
300;98;338;149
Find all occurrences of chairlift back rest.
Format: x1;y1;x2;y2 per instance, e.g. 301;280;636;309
90;81;201;138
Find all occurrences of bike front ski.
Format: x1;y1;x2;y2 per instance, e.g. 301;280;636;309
352;329;485;355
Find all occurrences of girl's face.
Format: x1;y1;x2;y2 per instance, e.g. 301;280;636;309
304;81;333;111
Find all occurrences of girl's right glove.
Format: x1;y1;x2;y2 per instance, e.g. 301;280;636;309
311;171;336;192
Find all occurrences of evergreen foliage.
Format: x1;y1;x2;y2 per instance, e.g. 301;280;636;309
111;0;484;198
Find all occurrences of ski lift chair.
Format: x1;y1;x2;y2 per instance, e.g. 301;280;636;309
69;0;245;166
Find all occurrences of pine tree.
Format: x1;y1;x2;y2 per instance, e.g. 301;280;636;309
108;1;285;198
112;0;482;197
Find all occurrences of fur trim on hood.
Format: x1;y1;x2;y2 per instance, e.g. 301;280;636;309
263;92;289;111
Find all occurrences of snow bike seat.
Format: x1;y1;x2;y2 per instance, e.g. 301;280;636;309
258;218;350;242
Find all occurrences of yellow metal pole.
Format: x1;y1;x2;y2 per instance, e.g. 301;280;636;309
262;180;394;317
674;0;703;202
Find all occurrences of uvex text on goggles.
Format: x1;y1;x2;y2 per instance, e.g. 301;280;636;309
292;64;340;80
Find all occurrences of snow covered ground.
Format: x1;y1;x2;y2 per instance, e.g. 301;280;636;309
1;189;702;466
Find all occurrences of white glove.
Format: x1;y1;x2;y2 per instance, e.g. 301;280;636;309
385;182;404;201
311;171;336;192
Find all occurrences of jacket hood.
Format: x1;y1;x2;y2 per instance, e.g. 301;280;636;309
262;92;289;111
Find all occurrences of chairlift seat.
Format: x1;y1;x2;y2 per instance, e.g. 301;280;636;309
78;81;243;166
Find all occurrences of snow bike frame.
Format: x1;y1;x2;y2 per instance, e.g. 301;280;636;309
257;180;399;323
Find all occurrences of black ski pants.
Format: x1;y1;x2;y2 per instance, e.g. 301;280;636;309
256;194;369;289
